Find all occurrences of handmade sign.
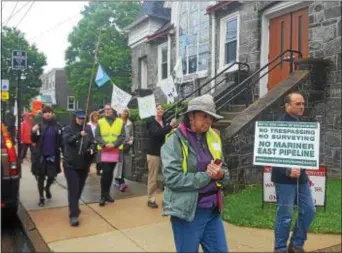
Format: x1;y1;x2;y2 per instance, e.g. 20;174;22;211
137;94;156;119
111;84;132;113
100;148;120;163
253;121;320;169
159;76;178;104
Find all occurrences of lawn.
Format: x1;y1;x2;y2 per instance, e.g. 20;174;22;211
222;178;341;234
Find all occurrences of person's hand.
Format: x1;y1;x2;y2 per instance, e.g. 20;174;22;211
127;140;133;145
206;162;224;180
80;130;87;137
170;118;177;128
105;144;114;149
289;168;301;178
32;124;39;132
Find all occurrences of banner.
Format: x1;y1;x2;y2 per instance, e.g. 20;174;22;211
158;76;178;104
95;64;110;87
111;84;132;114
263;166;327;206
253;121;320;169
137;94;156;119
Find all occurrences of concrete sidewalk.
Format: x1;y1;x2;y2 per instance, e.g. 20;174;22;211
18;160;341;252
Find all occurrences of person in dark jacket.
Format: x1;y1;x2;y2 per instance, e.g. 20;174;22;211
62;111;95;226
272;92;316;253
146;104;177;208
31;105;62;207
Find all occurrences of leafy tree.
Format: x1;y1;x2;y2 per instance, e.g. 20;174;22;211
1;27;47;109
65;1;141;109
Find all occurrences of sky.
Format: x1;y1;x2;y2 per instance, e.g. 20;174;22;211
1;1;87;73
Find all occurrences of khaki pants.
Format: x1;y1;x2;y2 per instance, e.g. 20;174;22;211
146;155;161;202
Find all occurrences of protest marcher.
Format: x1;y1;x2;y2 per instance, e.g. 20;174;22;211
31;105;62;207
95;104;125;206
5;110;16;144
20;112;34;163
161;94;230;252
113;108;133;192
272;92;316;253
62;111;95;226
87;111;102;176
146;104;177;208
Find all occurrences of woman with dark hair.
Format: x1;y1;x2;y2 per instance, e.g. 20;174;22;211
31;105;63;207
62;111;95;226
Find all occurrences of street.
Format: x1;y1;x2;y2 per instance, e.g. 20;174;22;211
1;215;34;252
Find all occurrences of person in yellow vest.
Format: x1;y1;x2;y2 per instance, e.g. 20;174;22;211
95;103;125;206
161;94;230;253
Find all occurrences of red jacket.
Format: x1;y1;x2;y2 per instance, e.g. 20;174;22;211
21;113;32;144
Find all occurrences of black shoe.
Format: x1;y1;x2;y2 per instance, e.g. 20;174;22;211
147;201;158;208
104;194;115;203
45;187;52;199
288;243;305;253
38;198;45;207
70;217;79;227
99;197;106;206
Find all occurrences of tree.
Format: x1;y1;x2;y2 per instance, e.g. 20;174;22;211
1;27;47;109
65;1;141;109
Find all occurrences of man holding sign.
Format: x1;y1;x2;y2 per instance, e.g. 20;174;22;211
271;93;316;253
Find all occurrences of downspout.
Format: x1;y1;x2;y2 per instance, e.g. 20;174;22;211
210;12;216;93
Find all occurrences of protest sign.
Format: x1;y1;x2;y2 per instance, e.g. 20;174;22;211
159;76;178;104
111;84;132;113
263;166;327;207
253;121;320;169
137;94;156;119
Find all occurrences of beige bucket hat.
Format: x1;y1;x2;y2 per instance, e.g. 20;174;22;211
183;94;223;120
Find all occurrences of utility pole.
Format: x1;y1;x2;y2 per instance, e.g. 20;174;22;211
16;70;21;172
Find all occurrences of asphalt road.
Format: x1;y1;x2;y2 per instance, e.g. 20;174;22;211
1;214;34;252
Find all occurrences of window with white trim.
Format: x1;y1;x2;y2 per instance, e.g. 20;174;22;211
158;43;168;81
178;2;210;75
219;12;240;69
67;96;76;111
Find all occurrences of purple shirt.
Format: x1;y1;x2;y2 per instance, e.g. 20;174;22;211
186;129;218;208
43;126;57;157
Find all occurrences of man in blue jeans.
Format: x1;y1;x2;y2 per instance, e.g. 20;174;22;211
271;92;316;253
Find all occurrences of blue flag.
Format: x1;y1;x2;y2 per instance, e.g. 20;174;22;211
95;64;110;87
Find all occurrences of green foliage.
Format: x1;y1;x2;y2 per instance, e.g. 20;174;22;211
222;179;341;234
1;27;47;108
65;1;141;108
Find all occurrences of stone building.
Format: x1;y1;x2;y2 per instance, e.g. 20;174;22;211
126;1;341;183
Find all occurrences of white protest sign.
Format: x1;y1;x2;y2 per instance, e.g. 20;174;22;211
263;166;326;206
111;84;132;113
159;76;178;104
1;79;9;91
253;121;320;169
137;94;156;119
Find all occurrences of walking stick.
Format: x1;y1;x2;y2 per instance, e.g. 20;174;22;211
78;28;103;154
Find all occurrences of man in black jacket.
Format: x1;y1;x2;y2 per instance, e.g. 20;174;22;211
62;111;95;226
146;104;177;208
272;92;316;253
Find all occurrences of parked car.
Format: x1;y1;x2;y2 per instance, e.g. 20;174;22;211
1;122;20;220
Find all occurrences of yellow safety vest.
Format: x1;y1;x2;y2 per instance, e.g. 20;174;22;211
166;128;223;187
97;117;124;150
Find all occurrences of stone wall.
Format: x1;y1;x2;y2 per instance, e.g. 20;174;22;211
308;1;341;175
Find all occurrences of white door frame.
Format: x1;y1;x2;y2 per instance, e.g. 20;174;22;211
259;1;311;98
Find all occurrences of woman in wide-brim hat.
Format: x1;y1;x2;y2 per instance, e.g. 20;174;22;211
161;94;230;252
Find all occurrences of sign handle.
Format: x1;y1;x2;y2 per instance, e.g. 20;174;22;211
261;167;264;209
324;166;328;212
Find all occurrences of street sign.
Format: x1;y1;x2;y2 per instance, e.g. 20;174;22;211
1;79;9;91
1;91;9;101
12;50;27;70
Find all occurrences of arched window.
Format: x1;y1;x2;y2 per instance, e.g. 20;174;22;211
178;2;210;75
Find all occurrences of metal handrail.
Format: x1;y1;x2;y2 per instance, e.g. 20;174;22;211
164;61;250;121
215;49;302;111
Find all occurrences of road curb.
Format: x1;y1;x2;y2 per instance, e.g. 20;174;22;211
18;202;51;252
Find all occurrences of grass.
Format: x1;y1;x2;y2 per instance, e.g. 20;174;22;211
222;178;341;234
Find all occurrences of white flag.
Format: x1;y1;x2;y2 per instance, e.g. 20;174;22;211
137;94;156;119
174;58;183;79
13;100;18;127
111;84;132;114
159;76;178;104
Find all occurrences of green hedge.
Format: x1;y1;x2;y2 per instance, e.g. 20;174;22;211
129;102;188;122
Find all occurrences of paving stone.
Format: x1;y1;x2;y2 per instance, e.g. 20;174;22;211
28;205;114;243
